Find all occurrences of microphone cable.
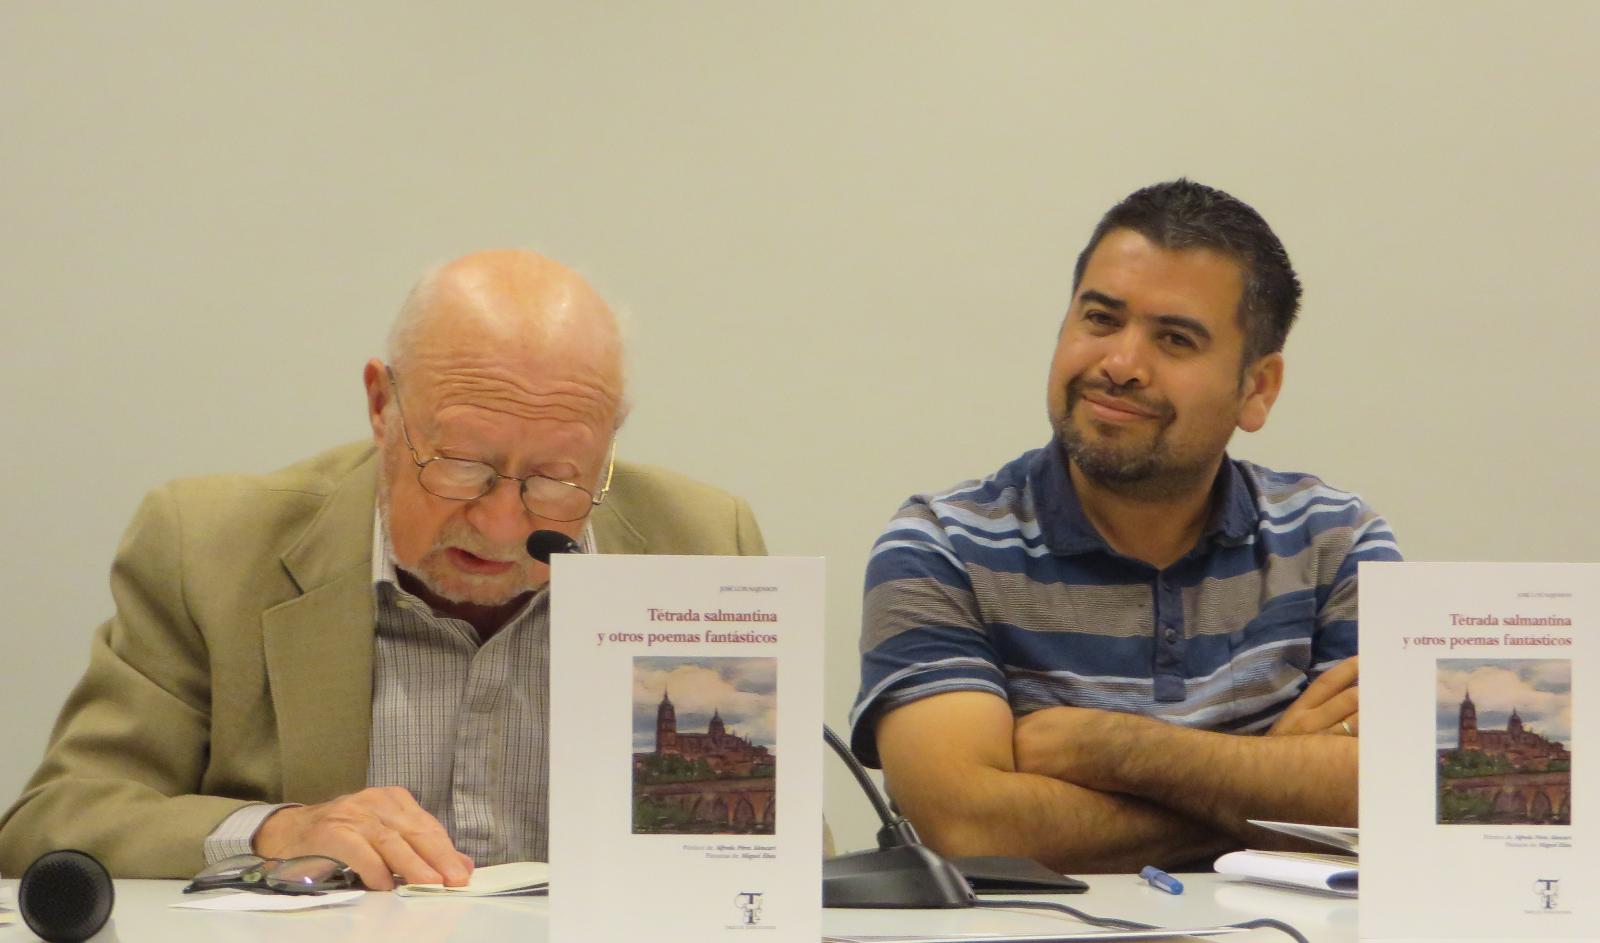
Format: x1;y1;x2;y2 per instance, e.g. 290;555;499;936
972;897;1310;943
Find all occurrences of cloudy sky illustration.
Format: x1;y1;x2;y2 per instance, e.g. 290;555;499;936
1436;659;1571;750
632;656;777;750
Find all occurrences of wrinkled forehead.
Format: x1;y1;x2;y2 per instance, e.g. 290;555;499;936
410;308;620;407
402;359;622;436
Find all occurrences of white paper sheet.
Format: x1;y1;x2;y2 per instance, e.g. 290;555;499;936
170;890;364;911
549;554;825;942
1360;562;1593;941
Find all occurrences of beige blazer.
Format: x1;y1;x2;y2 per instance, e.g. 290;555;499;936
0;442;766;877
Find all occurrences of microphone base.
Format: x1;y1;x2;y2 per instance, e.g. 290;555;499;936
822;843;975;909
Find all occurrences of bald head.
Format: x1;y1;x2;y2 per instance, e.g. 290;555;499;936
387;249;626;427
365;250;628;621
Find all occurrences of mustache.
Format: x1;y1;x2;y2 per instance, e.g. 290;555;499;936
1066;376;1173;419
431;519;526;563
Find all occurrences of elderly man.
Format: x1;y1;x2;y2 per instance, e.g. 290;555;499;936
852;180;1400;872
0;250;765;888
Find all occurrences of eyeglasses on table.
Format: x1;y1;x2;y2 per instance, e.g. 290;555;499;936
182;854;357;895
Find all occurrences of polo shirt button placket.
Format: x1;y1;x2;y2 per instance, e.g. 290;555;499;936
1150;574;1188;702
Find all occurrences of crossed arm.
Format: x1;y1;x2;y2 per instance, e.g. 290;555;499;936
874;657;1360;873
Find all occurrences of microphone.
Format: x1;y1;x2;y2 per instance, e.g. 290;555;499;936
822;726;973;909
18;849;114;943
525;529;580;564
821;725;1085;906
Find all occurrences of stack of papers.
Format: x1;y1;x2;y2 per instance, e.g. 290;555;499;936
1213;820;1358;897
396;861;549;897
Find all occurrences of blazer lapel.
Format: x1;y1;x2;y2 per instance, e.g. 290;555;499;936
262;452;378;803
591;500;645;555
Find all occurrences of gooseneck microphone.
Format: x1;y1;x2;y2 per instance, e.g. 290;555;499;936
18;849;115;943
525;529;580;564
821;725;1086;907
822;725;974;909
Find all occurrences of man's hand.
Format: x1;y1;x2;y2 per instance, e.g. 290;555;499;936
1269;656;1359;737
1012;705;1127;789
253;787;474;891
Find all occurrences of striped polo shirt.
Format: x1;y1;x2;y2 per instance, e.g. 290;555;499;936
849;440;1400;767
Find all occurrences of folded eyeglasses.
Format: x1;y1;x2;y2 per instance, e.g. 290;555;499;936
183;854;357;895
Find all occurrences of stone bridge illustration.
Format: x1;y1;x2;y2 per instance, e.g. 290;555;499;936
1441;770;1570;824
637;777;775;832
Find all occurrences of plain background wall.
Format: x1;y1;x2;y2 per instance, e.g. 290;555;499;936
3;2;1596;855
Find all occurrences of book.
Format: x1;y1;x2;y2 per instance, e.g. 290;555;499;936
395;861;549;897
1360;562;1593;941
549;555;825;942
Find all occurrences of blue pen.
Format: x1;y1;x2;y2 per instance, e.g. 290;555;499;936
1140;865;1183;895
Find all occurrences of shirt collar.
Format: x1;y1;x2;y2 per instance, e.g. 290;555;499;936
1029;439;1258;557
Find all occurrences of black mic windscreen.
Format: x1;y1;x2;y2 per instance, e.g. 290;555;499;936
525;529;580;564
18;849;114;943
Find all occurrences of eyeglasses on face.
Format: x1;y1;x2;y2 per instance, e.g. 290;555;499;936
183;854;357;895
386;367;615;523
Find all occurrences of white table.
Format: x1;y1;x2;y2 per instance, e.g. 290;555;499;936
1;873;1353;942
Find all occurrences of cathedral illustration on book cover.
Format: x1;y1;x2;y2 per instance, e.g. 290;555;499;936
631;656;777;835
1435;659;1571;825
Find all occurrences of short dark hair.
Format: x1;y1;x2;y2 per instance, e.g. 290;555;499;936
1072;179;1301;365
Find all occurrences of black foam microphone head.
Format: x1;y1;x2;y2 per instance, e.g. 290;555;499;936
18;850;114;943
525;529;580;564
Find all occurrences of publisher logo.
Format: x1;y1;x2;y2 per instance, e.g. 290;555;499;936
734;891;765;927
1533;878;1559;911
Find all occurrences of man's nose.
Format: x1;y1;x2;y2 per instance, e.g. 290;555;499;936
464;477;533;547
1099;331;1151;388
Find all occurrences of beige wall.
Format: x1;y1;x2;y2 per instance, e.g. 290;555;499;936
2;1;1596;854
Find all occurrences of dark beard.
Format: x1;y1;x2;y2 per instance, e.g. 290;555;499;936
1055;380;1215;501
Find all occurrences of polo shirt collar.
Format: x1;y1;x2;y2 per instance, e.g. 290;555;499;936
1029;439;1258;557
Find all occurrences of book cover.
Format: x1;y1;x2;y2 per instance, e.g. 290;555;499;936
1360;562;1592;941
549;555;824;942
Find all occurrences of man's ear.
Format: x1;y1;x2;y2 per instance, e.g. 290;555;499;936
363;358;390;445
1237;352;1284;433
